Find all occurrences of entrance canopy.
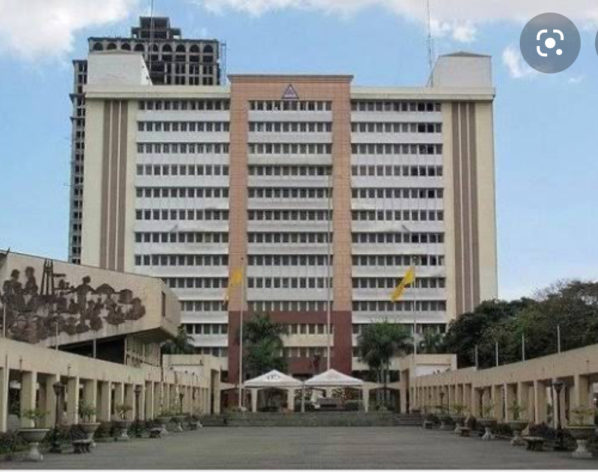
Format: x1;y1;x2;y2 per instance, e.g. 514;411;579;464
305;369;364;388
243;370;303;389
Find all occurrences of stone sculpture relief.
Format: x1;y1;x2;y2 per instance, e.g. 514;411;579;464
0;260;146;344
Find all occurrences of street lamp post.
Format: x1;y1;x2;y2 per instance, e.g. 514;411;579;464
552;380;566;451
50;382;65;453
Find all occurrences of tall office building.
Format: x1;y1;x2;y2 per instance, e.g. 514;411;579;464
68;17;222;264
79;51;497;380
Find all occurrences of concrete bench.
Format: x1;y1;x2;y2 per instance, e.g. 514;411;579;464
149;427;163;438
459;427;471;437
522;436;545;451
72;439;92;454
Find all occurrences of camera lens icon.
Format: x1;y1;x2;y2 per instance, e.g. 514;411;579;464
521;13;580;73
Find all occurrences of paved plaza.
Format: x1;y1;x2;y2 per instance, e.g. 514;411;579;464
3;427;597;469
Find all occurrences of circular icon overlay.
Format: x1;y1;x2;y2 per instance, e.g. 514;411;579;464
520;13;580;73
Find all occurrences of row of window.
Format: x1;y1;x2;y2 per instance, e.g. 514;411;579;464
136;187;229;199
352;323;446;335
352;165;443;177
194;347;228;357
181;301;226;312
353;300;446;312
248;210;332;222
248;232;331;244
137;143;229;154
351;101;441;113
248;165;330;177
352;277;446;289
285;323;332;335
135;254;228;266
136;164;228;176
137;121;230;133
164;278;228;289
248;301;330;312
136;232;228;244
135;209;229;221
351;122;442;134
248;277;331;289
352;188;444;200
248;143;332;155
139;100;230;111
352;255;445;266
352;210;444;222
352;232;444;244
283;347;329;359
249;101;332;112
249;122;332;133
249;188;331;199
352;144;442;155
184;323;228;335
247;255;331;266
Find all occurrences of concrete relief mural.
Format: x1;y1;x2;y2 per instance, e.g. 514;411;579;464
0;260;147;343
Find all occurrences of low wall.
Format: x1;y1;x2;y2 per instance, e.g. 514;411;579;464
200;411;422;427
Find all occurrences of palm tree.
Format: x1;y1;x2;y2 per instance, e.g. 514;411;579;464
242;313;287;378
418;330;445;354
357;322;411;406
161;325;195;355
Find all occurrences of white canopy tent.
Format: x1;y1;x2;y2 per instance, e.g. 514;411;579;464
305;369;370;412
243;370;303;412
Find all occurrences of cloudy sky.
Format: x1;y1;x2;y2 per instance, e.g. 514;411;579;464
1;0;597;301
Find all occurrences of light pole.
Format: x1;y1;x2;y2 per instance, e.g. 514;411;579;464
552;380;566;451
50;382;65;453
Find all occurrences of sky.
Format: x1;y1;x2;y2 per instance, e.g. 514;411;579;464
0;0;598;301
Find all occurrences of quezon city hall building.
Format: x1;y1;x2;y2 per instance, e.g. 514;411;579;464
77;31;498;382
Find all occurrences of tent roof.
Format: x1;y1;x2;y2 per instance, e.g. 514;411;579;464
243;370;303;389
304;368;364;387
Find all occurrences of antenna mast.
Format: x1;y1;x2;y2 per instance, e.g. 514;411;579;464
426;0;435;86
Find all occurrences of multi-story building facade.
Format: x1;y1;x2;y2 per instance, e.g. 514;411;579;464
79;51;497;381
68;17;222;264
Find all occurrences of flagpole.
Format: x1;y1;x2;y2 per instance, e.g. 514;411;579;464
557;324;561;353
495;341;499;367
474;344;479;368
325;170;332;370
238;259;246;409
521;333;526;361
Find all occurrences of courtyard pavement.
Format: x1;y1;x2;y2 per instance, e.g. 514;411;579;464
3;427;598;469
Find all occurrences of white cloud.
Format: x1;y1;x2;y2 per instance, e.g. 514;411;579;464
501;45;536;79
0;0;138;60
568;74;585;84
195;0;598;42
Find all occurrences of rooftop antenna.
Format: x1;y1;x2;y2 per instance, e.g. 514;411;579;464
426;0;435;86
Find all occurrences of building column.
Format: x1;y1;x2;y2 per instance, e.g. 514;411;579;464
504;383;516;421
114;382;124;420
145;381;154;420
533;380;547;424
66;376;79;425
98;381;111;422
81;379;97;422
154;382;161;416
471;387;481;417
517;382;531;421
362;387;369;412
491;385;503;421
0;367;8;433
40;375;57;428
20;371;37;428
138;384;146;421
124;384;135;421
572;374;590;409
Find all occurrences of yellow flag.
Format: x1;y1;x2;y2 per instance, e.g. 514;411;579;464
223;267;244;303
390;266;415;302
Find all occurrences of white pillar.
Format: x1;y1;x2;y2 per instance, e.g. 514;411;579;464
20;371;37;428
251;389;258;413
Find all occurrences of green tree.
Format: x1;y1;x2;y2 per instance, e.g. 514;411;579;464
418;330;445;354
242;313;287;378
357;321;411;405
161;325;195;355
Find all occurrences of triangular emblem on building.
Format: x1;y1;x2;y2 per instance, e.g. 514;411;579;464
282;84;299;100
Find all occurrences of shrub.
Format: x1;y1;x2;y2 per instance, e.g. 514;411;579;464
0;432;27;455
494;423;513;437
